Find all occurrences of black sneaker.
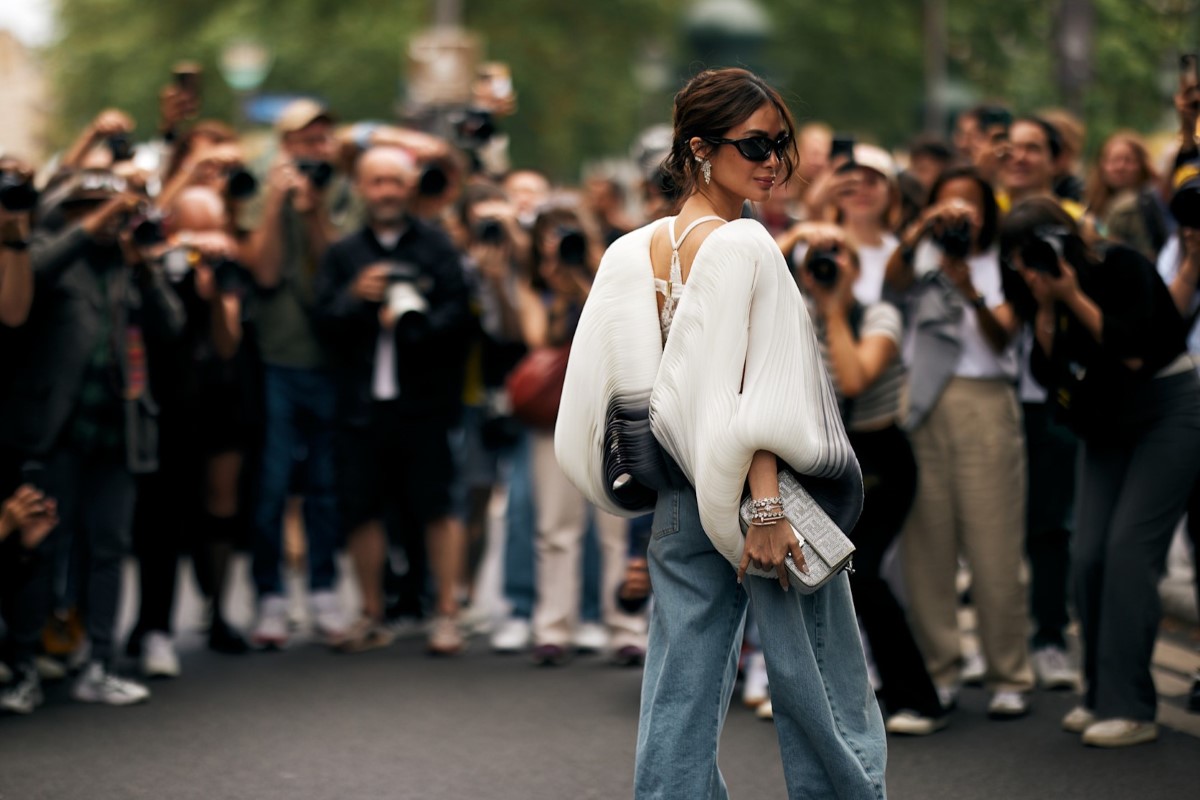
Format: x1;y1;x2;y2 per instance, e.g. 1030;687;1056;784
208;620;249;655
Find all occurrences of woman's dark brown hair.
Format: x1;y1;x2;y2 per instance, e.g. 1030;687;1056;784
663;68;799;202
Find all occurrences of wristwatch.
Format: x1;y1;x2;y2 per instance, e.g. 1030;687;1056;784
970;294;987;310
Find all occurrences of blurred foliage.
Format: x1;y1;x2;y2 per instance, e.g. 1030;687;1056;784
45;0;1200;180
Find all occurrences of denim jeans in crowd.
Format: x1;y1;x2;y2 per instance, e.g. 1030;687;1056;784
635;484;887;800
252;365;339;597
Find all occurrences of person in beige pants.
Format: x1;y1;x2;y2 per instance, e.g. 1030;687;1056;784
529;431;647;664
902;378;1036;712
888;167;1036;718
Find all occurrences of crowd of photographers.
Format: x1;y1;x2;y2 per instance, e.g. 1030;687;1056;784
0;61;1198;750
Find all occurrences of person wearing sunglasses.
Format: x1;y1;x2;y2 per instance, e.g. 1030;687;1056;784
556;68;885;799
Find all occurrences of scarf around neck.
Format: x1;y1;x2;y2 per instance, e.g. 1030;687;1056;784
554;217;862;573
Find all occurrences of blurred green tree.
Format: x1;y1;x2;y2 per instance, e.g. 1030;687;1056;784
45;0;1198;178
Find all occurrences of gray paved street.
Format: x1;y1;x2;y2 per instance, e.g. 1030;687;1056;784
1;557;1197;800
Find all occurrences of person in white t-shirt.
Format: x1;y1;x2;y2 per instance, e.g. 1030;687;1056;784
885;165;1036;719
777;144;900;306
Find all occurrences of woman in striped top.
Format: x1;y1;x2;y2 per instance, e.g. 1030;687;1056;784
799;231;947;736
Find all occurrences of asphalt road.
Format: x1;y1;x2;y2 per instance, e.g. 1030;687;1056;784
0;589;1196;800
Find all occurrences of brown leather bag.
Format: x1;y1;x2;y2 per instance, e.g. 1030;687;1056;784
506;345;570;430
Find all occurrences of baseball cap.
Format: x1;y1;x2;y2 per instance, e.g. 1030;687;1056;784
850;144;897;183
274;98;333;135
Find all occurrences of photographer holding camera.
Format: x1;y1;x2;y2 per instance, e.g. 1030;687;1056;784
1003;197;1200;747
315;146;473;655
125;185;252;677
0;169;184;713
242;99;351;647
515;206;647;666
885;165;1035;719
798;233;947;736
0;157;37;328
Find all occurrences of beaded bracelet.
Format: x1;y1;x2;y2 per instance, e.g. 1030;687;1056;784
749;496;783;511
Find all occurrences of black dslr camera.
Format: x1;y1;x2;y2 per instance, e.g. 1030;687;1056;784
473;218;505;245
557;228;587;267
806;246;841;287
295;158;334;190
0;169;38;213
934;219;973;260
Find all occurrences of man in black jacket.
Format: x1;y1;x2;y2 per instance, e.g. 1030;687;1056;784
315;147;472;655
0;170;184;714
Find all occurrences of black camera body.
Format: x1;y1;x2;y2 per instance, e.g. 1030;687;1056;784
806;247;841;287
212;256;248;294
0;170;38;212
557;227;587;267
295;158;334;190
418;164;449;198
934;219;973;260
225;167;259;200
1170;165;1200;230
474;218;505;245
1019;228;1067;278
128;208;167;247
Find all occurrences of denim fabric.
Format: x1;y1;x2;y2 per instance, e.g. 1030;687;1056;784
252;365;340;596
502;432;536;619
635;485;887;800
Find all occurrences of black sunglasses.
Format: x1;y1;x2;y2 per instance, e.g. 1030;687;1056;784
703;133;791;162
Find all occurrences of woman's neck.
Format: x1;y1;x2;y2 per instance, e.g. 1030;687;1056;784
686;187;743;223
844;219;884;248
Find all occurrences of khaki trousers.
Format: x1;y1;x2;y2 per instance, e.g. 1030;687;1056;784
901;378;1035;692
530;431;648;650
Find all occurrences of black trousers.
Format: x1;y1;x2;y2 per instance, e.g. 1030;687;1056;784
1074;370;1200;720
6;448;136;667
1022;402;1079;649
848;425;943;718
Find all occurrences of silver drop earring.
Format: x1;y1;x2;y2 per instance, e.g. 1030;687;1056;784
702;159;712;185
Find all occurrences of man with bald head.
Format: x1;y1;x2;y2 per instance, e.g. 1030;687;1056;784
316;146;472;655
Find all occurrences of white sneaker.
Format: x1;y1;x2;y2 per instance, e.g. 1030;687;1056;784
742;651;769;708
755;698;774;720
72;662;150;706
252;595;290;649
573;622;609;654
141;632;181;679
1081;718;1158;748
0;668;43;715
490;617;532;653
961;651;986;685
987;690;1029;719
1033;646;1078;690
1061;705;1096;734
309;590;347;644
885;710;948;736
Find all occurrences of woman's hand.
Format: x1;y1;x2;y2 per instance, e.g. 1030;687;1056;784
738;519;808;591
1017;257;1079;307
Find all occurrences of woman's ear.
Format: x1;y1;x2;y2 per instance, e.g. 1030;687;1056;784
689;136;711;162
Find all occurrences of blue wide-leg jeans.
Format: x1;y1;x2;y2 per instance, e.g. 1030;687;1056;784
634;485;886;800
